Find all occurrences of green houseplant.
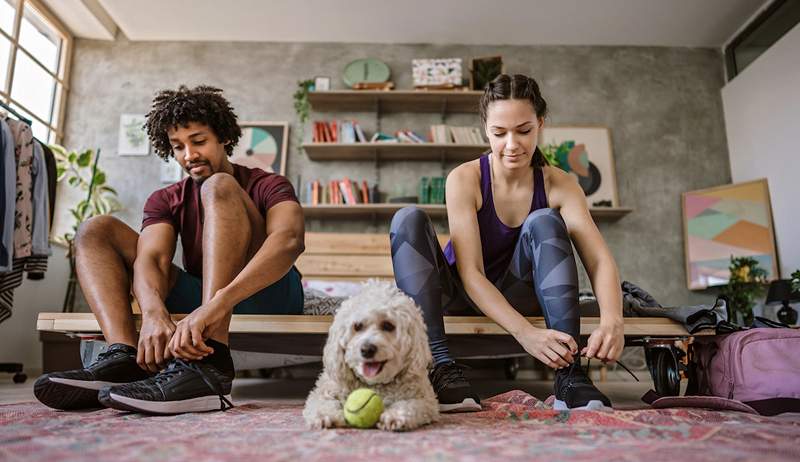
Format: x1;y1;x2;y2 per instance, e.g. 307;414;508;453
719;255;768;326
292;79;316;159
791;269;800;293
51;145;123;312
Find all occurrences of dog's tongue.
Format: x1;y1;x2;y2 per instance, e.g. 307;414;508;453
362;361;383;378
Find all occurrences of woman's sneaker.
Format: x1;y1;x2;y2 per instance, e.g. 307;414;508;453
553;361;613;411
34;343;150;410
429;361;482;413
98;358;234;415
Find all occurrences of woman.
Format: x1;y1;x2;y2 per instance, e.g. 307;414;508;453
390;74;624;412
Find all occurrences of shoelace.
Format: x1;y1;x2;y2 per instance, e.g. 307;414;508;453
584;357;639;382
155;359;234;411
430;362;470;392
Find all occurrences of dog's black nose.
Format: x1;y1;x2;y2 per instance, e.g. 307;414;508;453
361;343;377;359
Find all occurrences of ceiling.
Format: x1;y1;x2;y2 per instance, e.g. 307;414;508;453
50;0;769;48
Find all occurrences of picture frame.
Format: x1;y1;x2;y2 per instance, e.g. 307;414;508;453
412;58;462;87
231;121;290;176
682;178;779;290
538;126;620;207
117;114;149;156
314;76;331;91
470;55;504;90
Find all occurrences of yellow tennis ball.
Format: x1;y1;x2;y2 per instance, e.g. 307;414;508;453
344;388;384;429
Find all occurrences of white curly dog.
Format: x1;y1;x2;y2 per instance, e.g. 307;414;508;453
303;281;439;431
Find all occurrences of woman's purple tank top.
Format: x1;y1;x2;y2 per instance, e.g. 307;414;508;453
443;154;549;283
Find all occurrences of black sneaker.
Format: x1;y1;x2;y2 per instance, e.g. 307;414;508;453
98;358;234;414
429;361;481;413
553;360;613;411
34;343;149;410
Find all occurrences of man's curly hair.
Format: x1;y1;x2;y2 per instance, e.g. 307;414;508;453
144;85;242;161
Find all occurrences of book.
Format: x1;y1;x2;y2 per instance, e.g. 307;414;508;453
360;180;370;203
354;121;367;142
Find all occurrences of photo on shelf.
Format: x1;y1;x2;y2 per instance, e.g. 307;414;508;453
117;114;149;156
231;121;289;175
539;126;619;208
682;178;779;290
314;76;331;91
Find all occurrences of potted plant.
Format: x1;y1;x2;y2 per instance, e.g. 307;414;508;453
51;146;122;312
792;269;800;293
719;255;768;326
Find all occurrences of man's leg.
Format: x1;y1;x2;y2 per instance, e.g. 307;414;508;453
74;215;141;346
199;172;266;344
34;216;154;410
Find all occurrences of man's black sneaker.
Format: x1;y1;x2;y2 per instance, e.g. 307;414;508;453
553;360;613;411
98;358;234;414
429;361;481;413
34;343;149;410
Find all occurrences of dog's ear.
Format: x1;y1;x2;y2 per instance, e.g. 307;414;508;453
323;306;357;386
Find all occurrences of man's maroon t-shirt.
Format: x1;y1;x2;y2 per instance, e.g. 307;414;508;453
141;164;298;278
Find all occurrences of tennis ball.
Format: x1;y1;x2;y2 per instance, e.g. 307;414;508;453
344;388;384;428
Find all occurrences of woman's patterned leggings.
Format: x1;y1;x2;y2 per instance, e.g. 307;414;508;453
389;206;582;365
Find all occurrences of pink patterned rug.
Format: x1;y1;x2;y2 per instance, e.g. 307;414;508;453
2;390;799;462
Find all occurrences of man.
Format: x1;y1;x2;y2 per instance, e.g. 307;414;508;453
34;85;305;414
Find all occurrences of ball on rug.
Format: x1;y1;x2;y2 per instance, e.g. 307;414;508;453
344;388;384;428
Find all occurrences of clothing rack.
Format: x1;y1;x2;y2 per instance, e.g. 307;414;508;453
0;100;33;126
1;101;31;384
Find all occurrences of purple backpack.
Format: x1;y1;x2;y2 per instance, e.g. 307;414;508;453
691;328;800;402
645;328;800;415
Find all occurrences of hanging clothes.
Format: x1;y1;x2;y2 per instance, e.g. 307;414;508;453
0;116;51;322
42;143;57;228
0;119;15;272
27;140;51;280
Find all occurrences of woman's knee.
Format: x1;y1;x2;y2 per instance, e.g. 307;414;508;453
522;208;569;239
390;206;430;237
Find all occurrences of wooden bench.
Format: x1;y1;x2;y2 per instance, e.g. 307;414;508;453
37;232;699;393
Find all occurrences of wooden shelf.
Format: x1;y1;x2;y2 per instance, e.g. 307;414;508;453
303;204;633;221
307;90;483;113
303;143;489;162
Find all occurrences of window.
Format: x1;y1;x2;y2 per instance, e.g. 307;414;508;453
725;0;800;81
0;0;71;143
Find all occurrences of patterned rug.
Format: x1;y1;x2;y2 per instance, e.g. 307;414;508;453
2;390;799;462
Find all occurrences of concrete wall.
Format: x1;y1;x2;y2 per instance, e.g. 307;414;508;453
2;38;731;372
722;23;800;278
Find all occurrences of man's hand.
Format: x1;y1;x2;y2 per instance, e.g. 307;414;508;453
582;318;624;363
137;313;176;372
168;299;229;360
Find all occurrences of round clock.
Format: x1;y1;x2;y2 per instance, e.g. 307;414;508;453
342;58;391;88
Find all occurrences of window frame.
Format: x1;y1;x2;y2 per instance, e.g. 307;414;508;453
724;0;800;81
0;0;72;143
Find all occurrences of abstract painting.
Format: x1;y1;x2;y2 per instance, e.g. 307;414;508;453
539;126;619;207
231;121;289;175
682;178;779;290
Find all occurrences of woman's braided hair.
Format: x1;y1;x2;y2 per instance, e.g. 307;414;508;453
144;85;242;161
479;74;549;167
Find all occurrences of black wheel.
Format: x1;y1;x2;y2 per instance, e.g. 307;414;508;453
652;349;680;396
13;373;27;384
504;358;519;380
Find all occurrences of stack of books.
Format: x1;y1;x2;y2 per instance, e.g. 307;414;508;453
312;120;367;143
305;178;378;205
419;177;445;204
430;125;485;144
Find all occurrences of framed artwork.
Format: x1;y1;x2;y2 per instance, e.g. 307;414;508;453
470;55;503;90
682;178;779;290
117;114;149;156
314;76;331;91
231;121;289;176
538;126;619;207
412;58;462;87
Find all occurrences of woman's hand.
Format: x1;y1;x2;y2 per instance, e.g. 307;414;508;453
515;326;578;369
582;319;624;363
